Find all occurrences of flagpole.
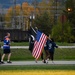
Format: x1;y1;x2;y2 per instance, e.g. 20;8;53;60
29;13;35;27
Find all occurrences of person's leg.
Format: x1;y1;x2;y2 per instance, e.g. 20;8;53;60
1;54;5;63
51;52;54;61
1;49;6;63
46;50;50;59
45;50;48;59
44;50;50;63
49;52;53;60
6;48;12;63
50;52;54;63
43;50;47;63
41;52;44;60
7;53;11;63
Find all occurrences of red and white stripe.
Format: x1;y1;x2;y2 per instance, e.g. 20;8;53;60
32;33;47;59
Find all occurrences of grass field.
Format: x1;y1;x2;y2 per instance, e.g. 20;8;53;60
0;48;75;61
0;42;29;46
0;42;75;46
10;42;75;46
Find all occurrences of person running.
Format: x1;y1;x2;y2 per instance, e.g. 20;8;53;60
42;35;50;63
44;36;58;63
1;33;12;64
49;38;58;63
43;39;50;63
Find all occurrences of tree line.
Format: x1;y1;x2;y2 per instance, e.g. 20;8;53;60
0;0;75;42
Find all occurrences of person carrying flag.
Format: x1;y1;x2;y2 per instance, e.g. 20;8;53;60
28;26;37;53
1;33;12;64
29;35;35;53
32;30;47;61
29;27;47;63
44;36;58;63
43;35;50;63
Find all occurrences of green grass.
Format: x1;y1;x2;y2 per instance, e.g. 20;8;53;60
0;42;75;60
54;48;75;60
0;42;29;46
0;65;75;70
0;48;75;61
56;42;75;46
0;42;75;46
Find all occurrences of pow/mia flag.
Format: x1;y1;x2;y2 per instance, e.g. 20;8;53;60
28;26;38;53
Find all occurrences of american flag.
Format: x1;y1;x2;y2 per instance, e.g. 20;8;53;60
32;31;47;59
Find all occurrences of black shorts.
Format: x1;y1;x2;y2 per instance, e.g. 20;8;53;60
3;49;11;54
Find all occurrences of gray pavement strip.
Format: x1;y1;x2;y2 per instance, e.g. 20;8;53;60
0;61;75;66
1;46;75;49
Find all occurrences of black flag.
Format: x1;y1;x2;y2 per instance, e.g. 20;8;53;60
28;26;38;53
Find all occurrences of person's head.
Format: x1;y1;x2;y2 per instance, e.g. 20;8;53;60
6;33;10;38
51;38;54;42
47;34;51;39
35;27;38;31
46;34;49;37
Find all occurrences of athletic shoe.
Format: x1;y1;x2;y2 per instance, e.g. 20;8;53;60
43;60;46;63
47;58;49;61
7;61;12;63
1;61;5;64
35;59;37;63
46;60;48;64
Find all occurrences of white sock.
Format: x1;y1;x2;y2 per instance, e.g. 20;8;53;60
46;60;48;63
7;60;9;62
47;58;49;61
1;60;3;62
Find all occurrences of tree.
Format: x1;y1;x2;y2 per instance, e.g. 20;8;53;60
38;0;53;14
37;0;62;25
0;14;5;28
4;2;39;28
64;0;75;27
51;21;74;42
63;0;75;38
34;12;52;35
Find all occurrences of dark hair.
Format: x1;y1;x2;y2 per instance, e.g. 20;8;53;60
6;32;10;36
46;34;49;37
51;38;54;42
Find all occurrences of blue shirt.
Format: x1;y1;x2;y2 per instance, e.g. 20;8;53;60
3;36;10;49
45;39;58;52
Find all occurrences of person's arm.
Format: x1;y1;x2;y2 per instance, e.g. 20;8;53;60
31;26;37;34
5;38;10;45
53;42;58;48
6;40;10;45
